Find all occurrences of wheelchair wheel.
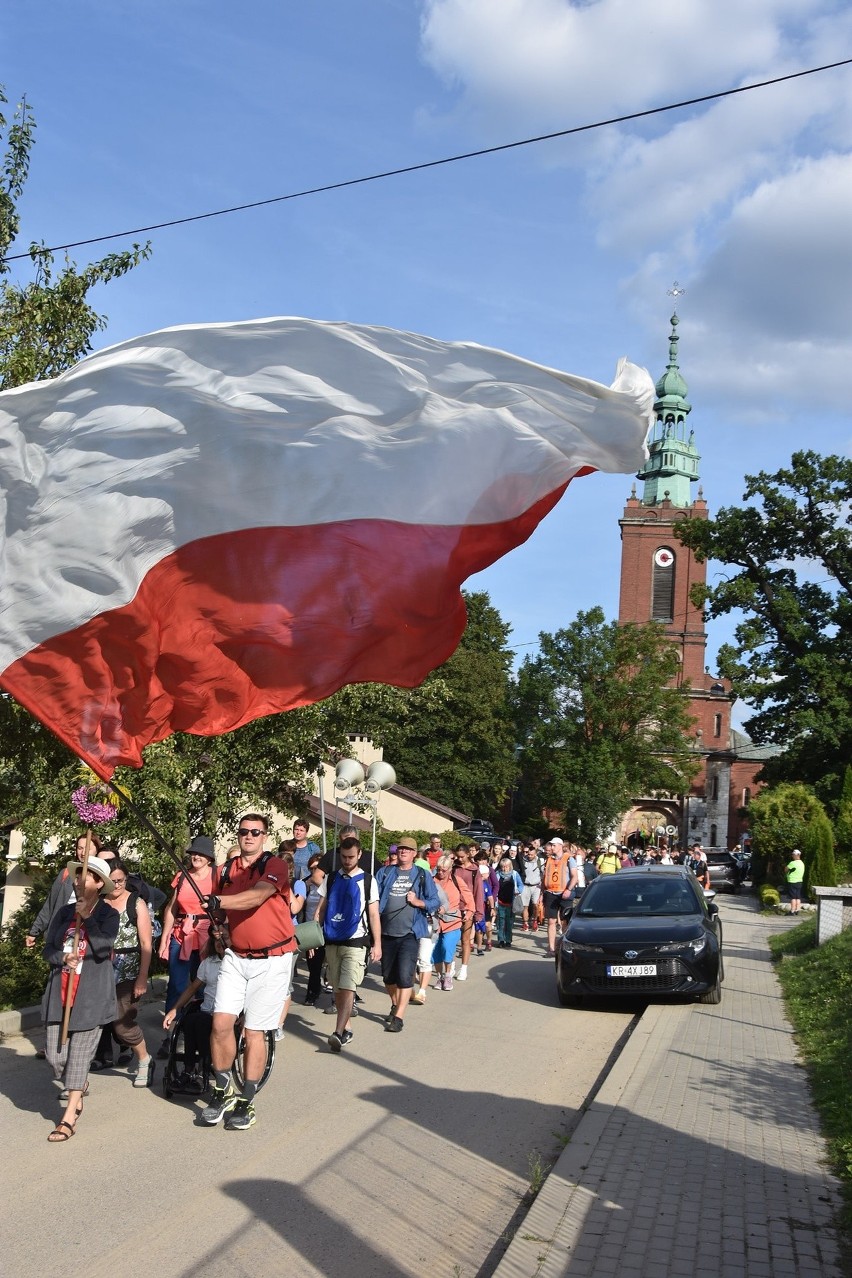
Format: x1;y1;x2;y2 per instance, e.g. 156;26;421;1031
162;1008;211;1100
231;1024;276;1094
162;1022;187;1099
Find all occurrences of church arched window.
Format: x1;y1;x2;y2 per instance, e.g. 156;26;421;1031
651;547;675;621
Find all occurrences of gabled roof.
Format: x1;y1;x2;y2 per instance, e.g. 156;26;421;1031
388;783;469;823
730;728;782;762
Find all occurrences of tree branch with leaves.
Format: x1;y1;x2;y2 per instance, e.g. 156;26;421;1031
675;451;852;804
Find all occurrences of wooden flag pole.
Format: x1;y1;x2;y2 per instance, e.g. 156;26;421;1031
59;825;93;1047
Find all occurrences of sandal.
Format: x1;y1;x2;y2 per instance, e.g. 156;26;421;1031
47;1120;76;1142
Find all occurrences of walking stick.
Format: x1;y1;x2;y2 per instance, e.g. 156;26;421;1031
59;825;93;1047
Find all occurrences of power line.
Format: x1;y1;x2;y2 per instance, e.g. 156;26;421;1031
4;56;851;263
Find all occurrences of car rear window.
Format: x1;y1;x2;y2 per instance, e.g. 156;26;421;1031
577;877;700;916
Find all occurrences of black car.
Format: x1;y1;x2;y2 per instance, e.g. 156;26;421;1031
456;818;496;839
555;866;723;1006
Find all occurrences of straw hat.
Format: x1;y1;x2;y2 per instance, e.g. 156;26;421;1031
66;855;116;897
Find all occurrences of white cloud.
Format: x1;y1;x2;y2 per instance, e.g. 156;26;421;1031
697;153;852;342
418;0;852;417
420;0;807;130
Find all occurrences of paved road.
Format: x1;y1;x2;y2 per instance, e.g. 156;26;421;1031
0;927;634;1278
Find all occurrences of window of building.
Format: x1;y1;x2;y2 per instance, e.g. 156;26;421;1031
651;548;675;621
710;823;718;847
711;774;719;800
713;713;722;738
743;787;751;807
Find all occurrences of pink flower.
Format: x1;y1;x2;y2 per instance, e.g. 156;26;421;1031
71;786;118;825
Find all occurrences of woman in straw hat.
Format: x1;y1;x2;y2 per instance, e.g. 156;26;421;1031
42;855;120;1142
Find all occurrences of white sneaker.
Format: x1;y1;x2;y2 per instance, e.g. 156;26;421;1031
412;989;427;1005
456;965;468;981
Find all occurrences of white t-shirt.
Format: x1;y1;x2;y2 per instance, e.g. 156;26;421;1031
196;955;222;1014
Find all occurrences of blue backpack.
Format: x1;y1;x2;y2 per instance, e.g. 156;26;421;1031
324;870;372;943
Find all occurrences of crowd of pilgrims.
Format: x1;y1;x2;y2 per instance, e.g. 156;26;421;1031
26;823;701;1141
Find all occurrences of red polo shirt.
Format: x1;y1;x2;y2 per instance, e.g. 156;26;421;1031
218;854;296;955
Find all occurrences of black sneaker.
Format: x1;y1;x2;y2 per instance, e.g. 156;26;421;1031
200;1081;238;1125
225;1099;256;1130
328;1031;344;1052
182;1071;204;1096
385;1016;404;1033
340;1029;354;1046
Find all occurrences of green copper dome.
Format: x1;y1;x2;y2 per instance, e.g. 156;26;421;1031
637;311;700;507
654;312;691;416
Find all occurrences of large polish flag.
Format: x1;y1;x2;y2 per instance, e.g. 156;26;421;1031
0;317;653;777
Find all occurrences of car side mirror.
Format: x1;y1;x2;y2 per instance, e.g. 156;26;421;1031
707;901;719;917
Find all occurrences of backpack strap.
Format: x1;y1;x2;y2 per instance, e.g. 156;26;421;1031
219;849;275;890
126;890;139;929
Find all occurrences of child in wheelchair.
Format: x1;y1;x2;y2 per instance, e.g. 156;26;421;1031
162;920;227;1095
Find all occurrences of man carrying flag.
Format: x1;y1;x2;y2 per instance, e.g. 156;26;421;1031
201;813;296;1131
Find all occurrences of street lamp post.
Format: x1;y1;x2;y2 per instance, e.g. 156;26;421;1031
333;758;397;873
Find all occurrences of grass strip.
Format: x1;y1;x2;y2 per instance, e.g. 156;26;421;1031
769;916;852;1235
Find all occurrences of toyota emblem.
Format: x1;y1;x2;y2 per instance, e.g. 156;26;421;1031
624;950;639;960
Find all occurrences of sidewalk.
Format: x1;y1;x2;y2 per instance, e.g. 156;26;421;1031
494;895;845;1278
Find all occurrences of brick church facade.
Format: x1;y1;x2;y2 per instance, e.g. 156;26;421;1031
616;314;771;851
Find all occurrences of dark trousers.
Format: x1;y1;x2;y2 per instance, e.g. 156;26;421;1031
496;904;514;944
306;945;326;1000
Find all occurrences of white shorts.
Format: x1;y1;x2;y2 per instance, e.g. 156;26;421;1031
213;949;295;1031
521;885;541;909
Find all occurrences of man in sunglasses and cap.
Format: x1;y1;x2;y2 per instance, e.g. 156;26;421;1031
201;813;297;1131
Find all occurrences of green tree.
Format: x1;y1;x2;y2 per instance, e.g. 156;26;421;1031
834;766;852;884
675;451;852;804
513;608;698;842
747;781;835;892
0;89;151;389
325;591;517;822
4;707;346;890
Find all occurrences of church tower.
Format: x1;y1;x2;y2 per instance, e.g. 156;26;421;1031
617;312;735;850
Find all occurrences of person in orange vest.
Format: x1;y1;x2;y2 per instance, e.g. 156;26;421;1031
541;838;571;957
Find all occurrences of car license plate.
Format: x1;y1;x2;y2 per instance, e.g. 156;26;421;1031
607;964;657;977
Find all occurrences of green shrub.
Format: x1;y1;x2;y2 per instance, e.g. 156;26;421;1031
771;924;852;1230
759;883;781;910
0;884;49;1011
749;782;831;886
802;809;837;897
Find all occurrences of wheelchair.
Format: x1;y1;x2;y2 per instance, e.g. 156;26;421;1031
162;1002;276;1100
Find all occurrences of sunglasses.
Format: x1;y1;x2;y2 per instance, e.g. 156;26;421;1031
238;827;264;837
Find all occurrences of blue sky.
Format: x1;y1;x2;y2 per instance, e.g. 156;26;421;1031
4;1;851;697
